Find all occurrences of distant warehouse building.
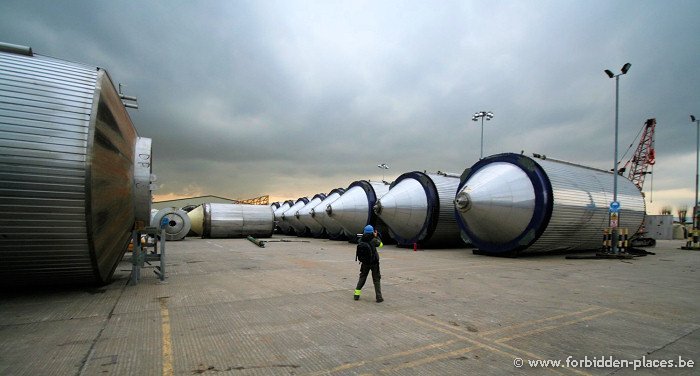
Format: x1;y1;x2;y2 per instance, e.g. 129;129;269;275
153;195;269;210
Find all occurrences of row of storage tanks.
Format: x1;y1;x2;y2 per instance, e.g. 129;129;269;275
263;154;646;257
0;43;647;287
166;152;646;259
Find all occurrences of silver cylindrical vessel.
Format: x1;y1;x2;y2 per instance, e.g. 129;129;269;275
189;203;273;238
311;188;346;239
282;197;310;236
375;171;463;247
151;207;191;241
273;200;295;235
327;180;391;237
0;44;139;285
454;153;646;256
296;193;327;237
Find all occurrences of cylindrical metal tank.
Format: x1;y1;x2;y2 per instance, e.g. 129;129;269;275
454;153;646;256
374;171;464;247
326;180;391;237
311;188;346;239
283;197;310;236
187;203;274;238
151;207;191;241
134;137;154;225
273;200;295;235
296;193;327;237
0;44;140;285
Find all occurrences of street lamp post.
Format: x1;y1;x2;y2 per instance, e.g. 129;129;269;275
604;63;631;254
472;111;494;159
377;163;389;182
691;115;699;230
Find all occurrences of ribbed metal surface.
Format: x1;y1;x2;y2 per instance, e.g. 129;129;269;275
201;203;274;238
296;193;326;237
455;153;646;255
133;137;153;224
425;172;463;246
530;157;645;253
282;197;309;236
311;188;346;239
151;207;191;241
273;200;294;235
0;49;137;285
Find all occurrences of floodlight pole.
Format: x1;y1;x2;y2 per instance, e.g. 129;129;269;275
472;111;494;160
605;63;630;254
377;163;389;182
692;115;700;230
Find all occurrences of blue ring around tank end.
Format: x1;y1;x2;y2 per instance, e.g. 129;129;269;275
455;153;553;256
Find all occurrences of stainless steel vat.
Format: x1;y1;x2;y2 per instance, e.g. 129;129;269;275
454;153;646;255
0;44;139;285
282;197;310;236
326;180;390;236
151;207;191;241
273;200;295;235
311;188;346;239
375;171;463;247
296;193;327;237
188;203;273;238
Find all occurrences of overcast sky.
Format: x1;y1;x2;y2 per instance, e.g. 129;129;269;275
1;0;699;215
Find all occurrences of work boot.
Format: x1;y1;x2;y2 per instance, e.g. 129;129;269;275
374;281;383;303
354;289;361;301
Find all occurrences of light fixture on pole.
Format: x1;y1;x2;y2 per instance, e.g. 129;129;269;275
691;115;699;230
604;62;631;254
472;111;494;159
377;163;389;182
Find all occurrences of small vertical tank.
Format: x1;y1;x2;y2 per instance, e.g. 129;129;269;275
296;193;327;237
326;180;391;237
282;197;310;236
454;153;646;256
311;188;346;239
374;171;464;247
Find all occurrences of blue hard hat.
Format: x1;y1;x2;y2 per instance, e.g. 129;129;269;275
363;225;374;234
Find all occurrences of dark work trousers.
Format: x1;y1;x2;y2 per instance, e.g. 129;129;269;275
355;262;382;300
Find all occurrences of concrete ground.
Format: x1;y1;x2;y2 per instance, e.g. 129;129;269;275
0;237;698;375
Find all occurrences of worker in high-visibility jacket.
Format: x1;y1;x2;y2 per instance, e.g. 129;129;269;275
354;225;384;302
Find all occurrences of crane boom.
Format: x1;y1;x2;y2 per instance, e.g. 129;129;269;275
626;118;656;191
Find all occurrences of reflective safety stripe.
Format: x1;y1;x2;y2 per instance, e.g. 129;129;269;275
354;289;361;296
378;242;383;248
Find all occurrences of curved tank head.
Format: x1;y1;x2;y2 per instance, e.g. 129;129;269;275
311;188;346;239
375;176;428;243
375;171;463;247
283;197;310;236
296;193;326;237
327;181;389;235
151;207;192;241
454;161;538;246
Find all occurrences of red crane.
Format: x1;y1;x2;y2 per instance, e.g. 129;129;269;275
621;118;656;191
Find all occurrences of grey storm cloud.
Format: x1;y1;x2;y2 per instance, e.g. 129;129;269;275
1;0;699;210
